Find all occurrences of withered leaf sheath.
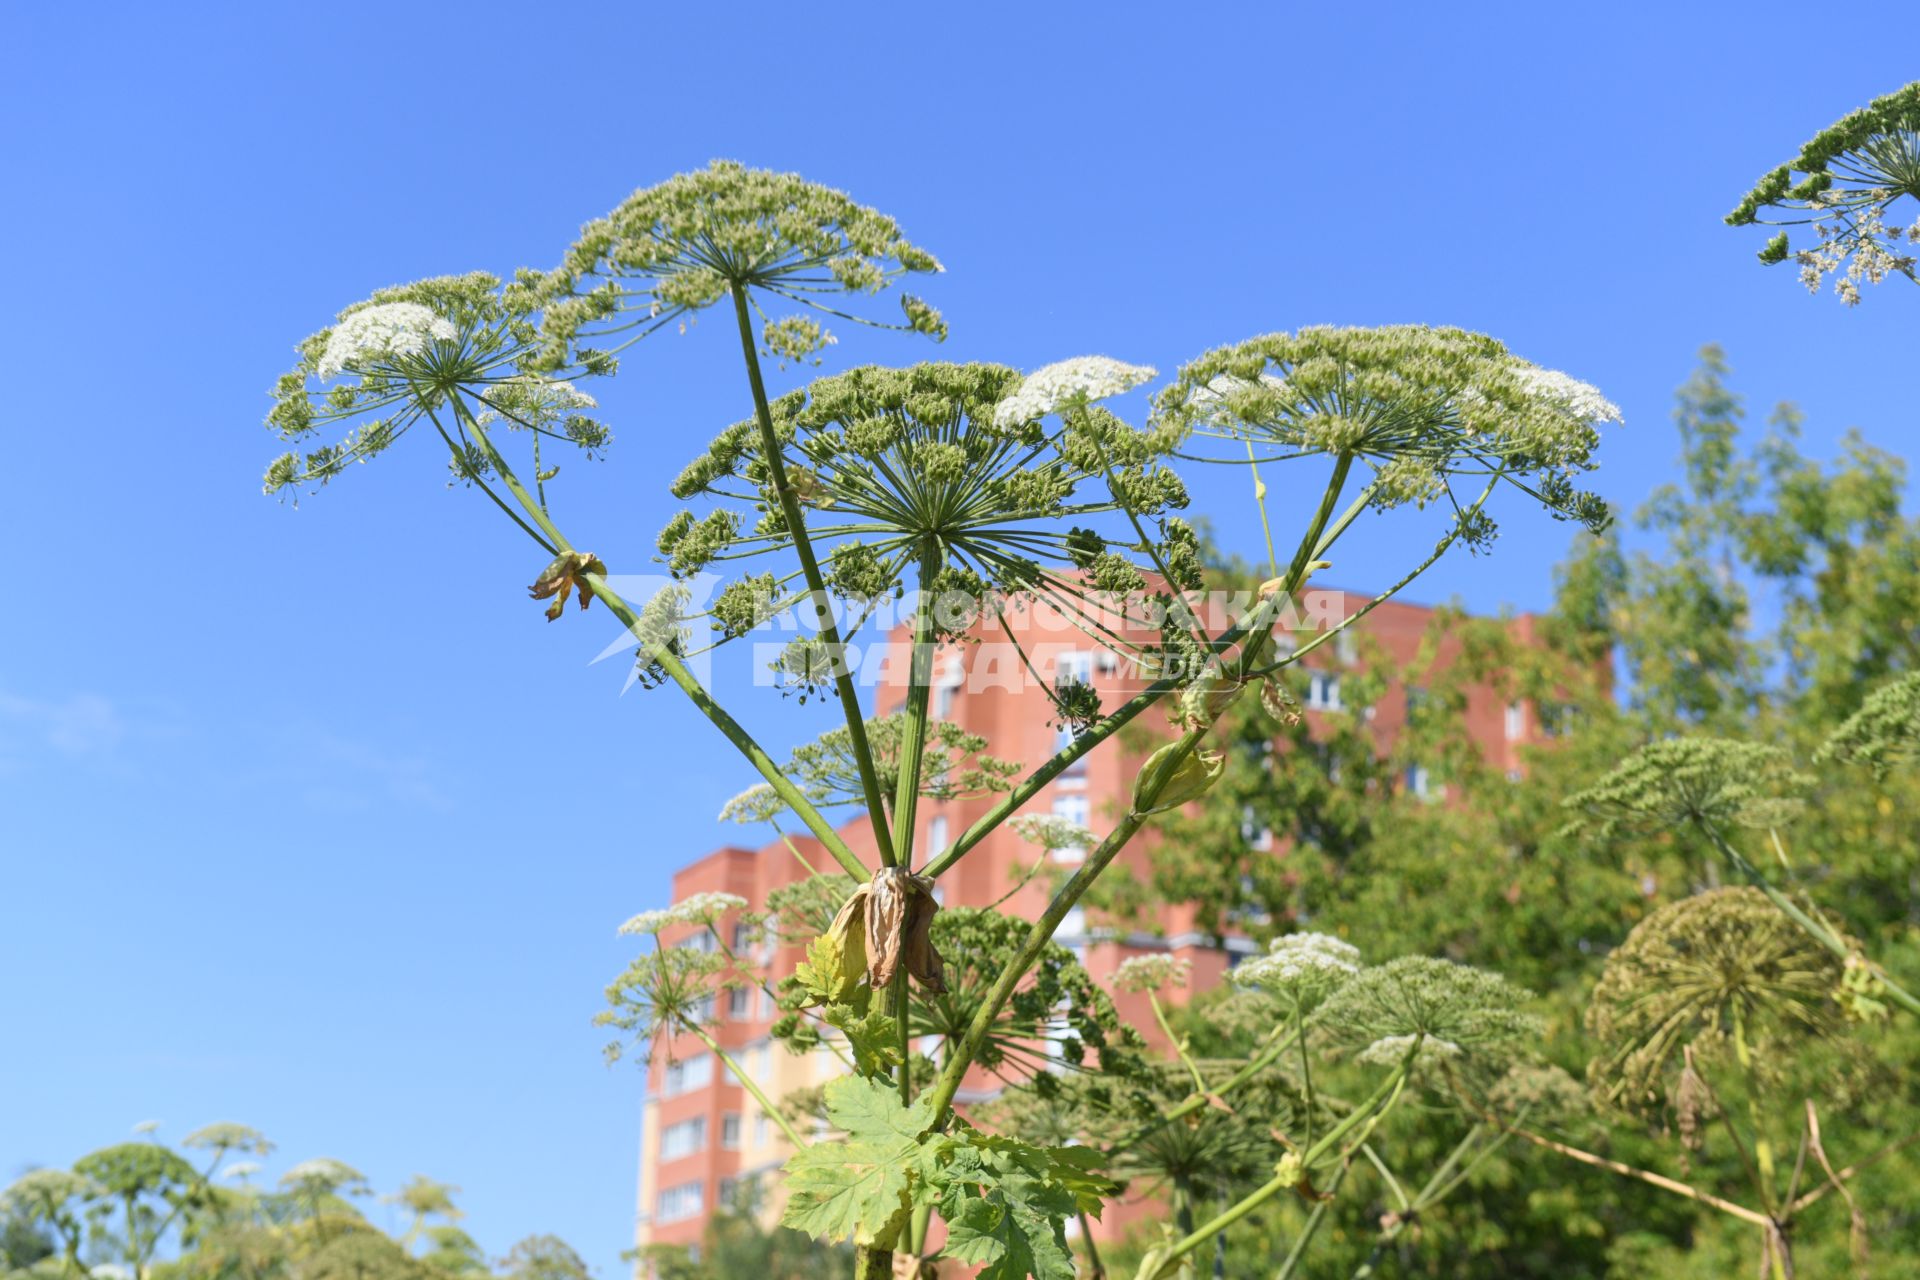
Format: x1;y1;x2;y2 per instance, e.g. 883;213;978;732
865;866;946;994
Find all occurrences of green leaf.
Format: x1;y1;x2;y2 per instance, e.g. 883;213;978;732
939;1164;1076;1280
1038;1143;1114;1219
822;1004;903;1077
779;1077;943;1247
823;1073;933;1144
793;932;869;1010
932;1132;1112;1280
782;1138;911;1246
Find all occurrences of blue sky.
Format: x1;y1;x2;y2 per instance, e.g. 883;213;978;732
1;2;1913;1275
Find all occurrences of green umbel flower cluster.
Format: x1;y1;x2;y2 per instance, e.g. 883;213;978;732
1155;325;1620;539
1312;956;1541;1067
531;159;946;368
597;940;737;1065
657;360;1201;682
1586;887;1847;1115
1561;738;1809;839
783;714;1021;812
1816;670;1920;775
1727;82;1920;304
262;272;612;501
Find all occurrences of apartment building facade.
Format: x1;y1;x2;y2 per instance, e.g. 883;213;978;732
632;587;1549;1259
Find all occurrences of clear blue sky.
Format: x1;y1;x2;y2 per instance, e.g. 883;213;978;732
1;3;1913;1275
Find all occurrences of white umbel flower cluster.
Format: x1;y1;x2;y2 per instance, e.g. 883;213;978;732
221;1162;263;1182
317;303;458;379
1512;367;1623;429
1186;373;1291;427
993;356;1158;427
477;376;598;427
1111;953;1191;994
1;1169;98;1209
717;784;785;825
279;1158;362;1190
1009;813;1099;851
1357;1033;1462;1067
1233;932;1362;1006
618;891;750;937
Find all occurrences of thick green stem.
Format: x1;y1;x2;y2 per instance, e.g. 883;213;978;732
1294;1005;1316;1151
450;402;867;880
123;1193;142;1280
889;541;942;1105
927;459;1356;1125
729;289;897;866
922;457;1369;881
891;542;942;865
1171;1176;1197;1280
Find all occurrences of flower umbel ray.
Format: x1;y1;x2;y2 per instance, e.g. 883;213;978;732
656;360;1205;693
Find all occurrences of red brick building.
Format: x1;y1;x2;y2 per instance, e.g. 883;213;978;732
632;587;1547;1260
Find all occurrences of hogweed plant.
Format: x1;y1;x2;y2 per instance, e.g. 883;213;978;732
1727;81;1920;304
1564;733;1920;1018
261;160;1621;1279
1573;889;1894;1280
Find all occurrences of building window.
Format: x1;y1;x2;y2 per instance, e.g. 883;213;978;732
661;1053;712;1097
927;815;949;857
1056;723;1088;778
1405;764;1444;801
720;1113;743;1150
1056;650;1093;687
688;994;715;1025
731;921;752;952
655;1182;704;1225
1504;701;1525;741
1050;794;1090;863
934;668;962;720
753;1112;771;1147
1306;672;1342;711
658;1116;707;1162
677;931;715;954
727;987;751;1020
1241;804;1272;851
1096;649;1120;675
1335;630;1358;664
723;1044;769;1087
